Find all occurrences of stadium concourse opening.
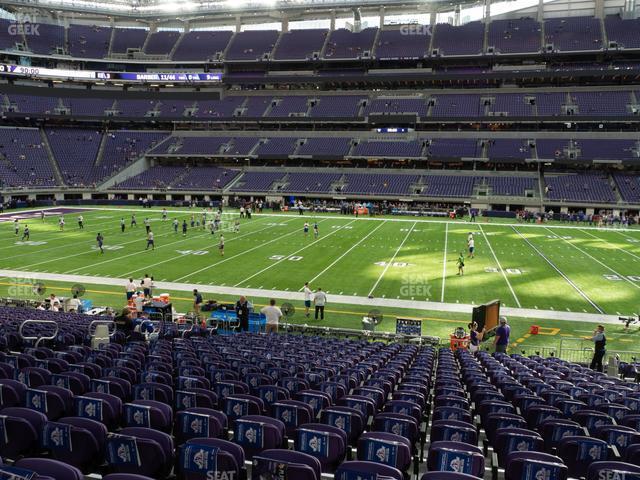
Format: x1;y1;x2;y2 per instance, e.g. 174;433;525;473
1;0;640;478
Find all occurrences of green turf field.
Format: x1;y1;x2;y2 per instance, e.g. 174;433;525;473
1;205;639;357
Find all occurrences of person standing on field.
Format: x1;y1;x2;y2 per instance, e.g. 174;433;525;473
303;282;313;318
313;288;327;320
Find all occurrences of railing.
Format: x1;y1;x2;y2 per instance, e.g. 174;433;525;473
87;319;116;338
18;319;58;348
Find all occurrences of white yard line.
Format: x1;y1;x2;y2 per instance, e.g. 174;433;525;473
545;226;640;291
302;220;388;289
61;217;274;274
441;222;448;303
0;216;132;256
367;222;416;298
580;229;640;261
233;219;353;287
478;224;521;308
120;217;285;278
512;226;603;314
173;217;310;282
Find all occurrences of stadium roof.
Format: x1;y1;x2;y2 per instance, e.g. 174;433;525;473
1;0;479;20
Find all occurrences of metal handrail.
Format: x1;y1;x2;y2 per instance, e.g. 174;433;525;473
87;320;116;338
18;319;59;348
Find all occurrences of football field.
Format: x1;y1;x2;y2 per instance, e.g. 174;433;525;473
2;205;640;357
0;206;639;316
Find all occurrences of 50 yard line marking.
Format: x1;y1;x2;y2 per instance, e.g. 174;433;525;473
478;224;521;308
368;221;416;298
120;217;293;278
301;220;387;289
512;226;603;313
440;222;448;303
173;217;307;282
233;218;353;287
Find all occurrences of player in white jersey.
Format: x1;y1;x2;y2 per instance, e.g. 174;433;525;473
59;216;65;231
146;230;155;250
303;282;313;317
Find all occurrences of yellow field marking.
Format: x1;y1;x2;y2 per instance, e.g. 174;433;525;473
536;327;561;336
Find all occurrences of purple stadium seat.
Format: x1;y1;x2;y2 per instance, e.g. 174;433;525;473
233;415;286;458
177;437;245;480
254;449;321;480
107;427;174;478
15;458;83;480
104;475;156;480
0;406;47;459
357;432;412;472
43;417;106;471
296;423;348;472
596;425;640;455
336;460;404;480
557;436;608;478
504;452;568;480
321;406;366;444
587;462;640;480
124;400;173;432
175;408;227;445
427;441;485;478
494;428;544;465
430;419;477;445
422;473;483;480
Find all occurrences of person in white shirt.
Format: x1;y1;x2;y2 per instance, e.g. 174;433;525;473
313;288;327;320
261;298;283;334
141;274;152;298
125;278;137;301
49;293;61;312
303;282;313;318
134;294;145;313
145;230;155;250
67;295;82;312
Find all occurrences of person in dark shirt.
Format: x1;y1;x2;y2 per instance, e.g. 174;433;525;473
96;233;104;254
468;321;484;354
590;325;606;372
114;308;134;336
235;296;250;332
494;317;510;354
193;289;203;320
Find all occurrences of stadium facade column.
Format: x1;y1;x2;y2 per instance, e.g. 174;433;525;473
235;15;241;33
330;12;335;31
537;0;544;22
379;7;385;29
282;16;289;33
594;0;605;19
623;0;635;17
483;0;491;21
